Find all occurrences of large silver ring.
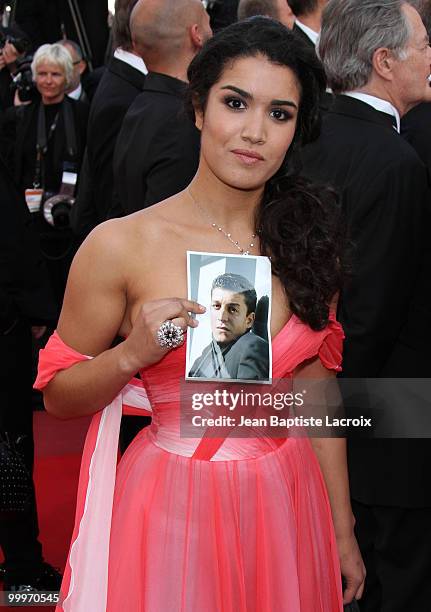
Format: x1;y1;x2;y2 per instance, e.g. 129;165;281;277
157;320;184;349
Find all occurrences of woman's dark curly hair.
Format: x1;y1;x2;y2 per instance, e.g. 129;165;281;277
186;17;347;331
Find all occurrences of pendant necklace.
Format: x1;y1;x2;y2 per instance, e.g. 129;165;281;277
188;188;257;255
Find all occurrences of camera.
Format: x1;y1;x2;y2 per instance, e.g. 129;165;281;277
11;54;36;102
42;193;75;229
0;30;31;55
41;164;78;229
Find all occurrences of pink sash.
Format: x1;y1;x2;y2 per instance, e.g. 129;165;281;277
34;332;152;612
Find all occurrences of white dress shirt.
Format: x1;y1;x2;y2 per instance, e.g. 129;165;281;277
295;19;319;46
343;91;400;133
67;83;82;101
113;48;148;75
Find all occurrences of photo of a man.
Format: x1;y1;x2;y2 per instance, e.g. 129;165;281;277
188;273;270;381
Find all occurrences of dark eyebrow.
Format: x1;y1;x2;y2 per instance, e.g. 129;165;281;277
221;85;252;99
220;85;298;109
271;98;298;109
211;299;241;307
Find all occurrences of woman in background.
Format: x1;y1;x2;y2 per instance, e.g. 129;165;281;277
1;43;88;307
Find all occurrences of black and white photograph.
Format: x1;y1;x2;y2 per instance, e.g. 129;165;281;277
186;251;272;383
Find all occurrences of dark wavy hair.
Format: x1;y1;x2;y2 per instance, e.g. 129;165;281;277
187;16;347;331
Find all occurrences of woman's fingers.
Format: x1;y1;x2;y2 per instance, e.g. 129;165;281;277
124;298;206;369
342;564;366;604
148;299;205;330
356;577;365;600
170;317;189;331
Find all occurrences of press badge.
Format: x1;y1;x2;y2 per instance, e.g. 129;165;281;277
25;188;44;213
62;168;78;189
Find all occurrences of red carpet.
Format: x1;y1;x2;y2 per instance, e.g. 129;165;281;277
1;412;91;611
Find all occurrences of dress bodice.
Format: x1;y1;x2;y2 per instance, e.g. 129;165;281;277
140;314;344;461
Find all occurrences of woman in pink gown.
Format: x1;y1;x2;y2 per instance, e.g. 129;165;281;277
36;17;365;612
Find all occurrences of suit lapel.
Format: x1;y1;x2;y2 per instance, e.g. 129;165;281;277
329;95;397;131
107;56;146;91
292;23;316;49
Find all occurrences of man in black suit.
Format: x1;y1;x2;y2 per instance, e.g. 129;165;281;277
111;0;212;216
71;0;146;235
289;0;328;48
301;1;431;610
189;274;270;380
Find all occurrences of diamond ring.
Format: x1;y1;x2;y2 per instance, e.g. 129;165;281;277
156;320;184;349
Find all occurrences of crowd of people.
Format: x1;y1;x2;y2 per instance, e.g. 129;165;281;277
1;0;430;611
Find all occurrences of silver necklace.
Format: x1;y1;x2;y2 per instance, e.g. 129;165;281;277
188;188;257;255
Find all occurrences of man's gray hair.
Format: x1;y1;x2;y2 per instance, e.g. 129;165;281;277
318;0;412;94
237;0;279;20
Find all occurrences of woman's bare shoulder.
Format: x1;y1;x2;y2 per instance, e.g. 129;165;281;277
118;194;190;249
71;194;188;282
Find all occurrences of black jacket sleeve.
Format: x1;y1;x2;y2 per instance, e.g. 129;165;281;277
339;156;430;376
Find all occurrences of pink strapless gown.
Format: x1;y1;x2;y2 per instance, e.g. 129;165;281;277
106;316;344;611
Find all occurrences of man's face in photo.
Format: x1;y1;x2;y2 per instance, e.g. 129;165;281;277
210;288;255;345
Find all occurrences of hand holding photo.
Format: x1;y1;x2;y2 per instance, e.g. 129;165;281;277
186;251;272;383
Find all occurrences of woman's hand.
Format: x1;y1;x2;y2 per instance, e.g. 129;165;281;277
337;531;366;604
119;298;206;374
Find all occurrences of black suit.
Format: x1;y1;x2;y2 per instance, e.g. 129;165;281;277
302;94;431;611
111;72;200;216
291;23;333;112
72;56;146;234
190;331;270;381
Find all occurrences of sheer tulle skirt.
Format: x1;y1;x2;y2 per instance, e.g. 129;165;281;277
107;428;342;612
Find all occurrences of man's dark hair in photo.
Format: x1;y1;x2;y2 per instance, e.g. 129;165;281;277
212;274;257;315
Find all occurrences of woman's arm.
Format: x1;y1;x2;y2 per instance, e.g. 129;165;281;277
43;220;203;419
294;357;365;604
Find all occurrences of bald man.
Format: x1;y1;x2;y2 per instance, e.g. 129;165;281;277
111;0;212;216
57;39;88;103
237;0;295;29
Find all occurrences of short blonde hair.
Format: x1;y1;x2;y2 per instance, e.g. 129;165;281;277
31;43;74;88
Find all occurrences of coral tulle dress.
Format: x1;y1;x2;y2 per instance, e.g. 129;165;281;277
35;314;344;612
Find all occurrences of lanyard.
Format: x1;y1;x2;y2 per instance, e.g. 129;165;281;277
34;99;77;189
